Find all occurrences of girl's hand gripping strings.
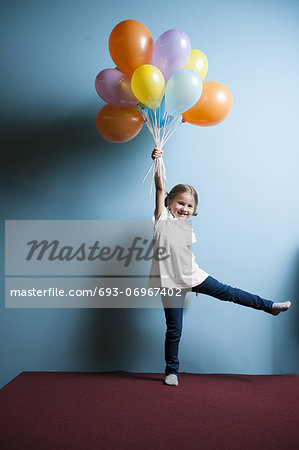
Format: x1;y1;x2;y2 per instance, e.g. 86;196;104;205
144;148;165;195
152;148;164;191
151;148;163;160
151;148;164;191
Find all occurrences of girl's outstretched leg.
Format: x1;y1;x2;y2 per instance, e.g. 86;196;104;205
192;276;275;313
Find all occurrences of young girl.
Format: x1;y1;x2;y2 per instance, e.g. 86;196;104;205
149;148;291;386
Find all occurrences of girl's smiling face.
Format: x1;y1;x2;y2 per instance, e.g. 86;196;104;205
167;192;195;220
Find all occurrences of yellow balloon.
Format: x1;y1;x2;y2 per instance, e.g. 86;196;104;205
131;64;165;110
184;49;208;81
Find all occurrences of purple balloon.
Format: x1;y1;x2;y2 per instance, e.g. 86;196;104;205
152;29;191;82
95;68;138;107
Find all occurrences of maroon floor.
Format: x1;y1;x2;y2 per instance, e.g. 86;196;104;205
0;372;298;450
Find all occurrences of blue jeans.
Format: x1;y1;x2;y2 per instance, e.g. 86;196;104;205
162;276;274;375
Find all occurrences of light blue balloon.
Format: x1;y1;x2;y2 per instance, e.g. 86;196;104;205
165;69;203;117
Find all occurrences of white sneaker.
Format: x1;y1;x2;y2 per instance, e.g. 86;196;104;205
164;374;178;386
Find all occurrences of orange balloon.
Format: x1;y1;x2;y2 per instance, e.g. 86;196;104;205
183;81;233;126
96;104;143;143
109;20;154;77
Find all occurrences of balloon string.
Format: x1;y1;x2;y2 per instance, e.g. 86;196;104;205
162;120;183;147
143;155;166;195
150;158;157;196
152;108;161;148
136;106;146;121
142;160;154;183
161;105;167;129
158;157;162;181
146;121;156;142
147;108;154;136
161;115;182;147
158;104;161;144
152;157;165;195
154;109;159;145
137;106;155;139
143;153;165;182
142;109;156;142
161;115;170;146
148;108;158;145
160;155;166;181
142;108;160;185
154;112;159;146
142;105;170;195
161;114;180;143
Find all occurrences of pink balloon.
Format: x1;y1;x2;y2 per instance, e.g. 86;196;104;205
95;69;138;107
152;29;191;82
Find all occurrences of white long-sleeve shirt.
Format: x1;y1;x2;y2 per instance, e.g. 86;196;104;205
148;207;209;289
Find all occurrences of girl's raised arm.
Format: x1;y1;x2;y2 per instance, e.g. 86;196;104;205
151;149;165;221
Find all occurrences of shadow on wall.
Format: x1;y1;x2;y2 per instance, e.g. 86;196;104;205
83;308;159;372
1;108;102;218
69;230;162;372
272;250;299;374
1;109;100;177
1;108;161;376
0;105;147;219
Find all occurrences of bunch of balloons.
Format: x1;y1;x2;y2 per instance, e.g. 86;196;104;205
95;19;233;191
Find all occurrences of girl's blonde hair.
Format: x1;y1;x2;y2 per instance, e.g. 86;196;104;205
164;184;198;216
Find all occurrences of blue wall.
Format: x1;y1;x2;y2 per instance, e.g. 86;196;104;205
1;0;299;388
